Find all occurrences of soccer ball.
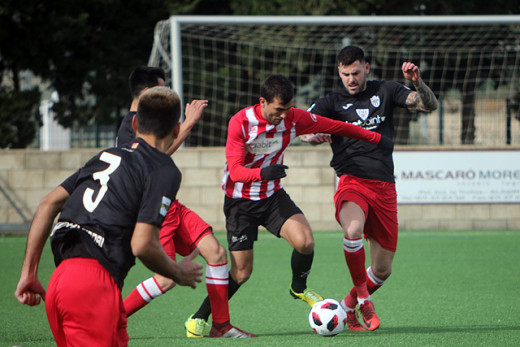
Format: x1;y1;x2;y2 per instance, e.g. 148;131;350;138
308;299;347;336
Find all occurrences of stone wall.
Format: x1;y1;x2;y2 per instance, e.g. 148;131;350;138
1;147;519;232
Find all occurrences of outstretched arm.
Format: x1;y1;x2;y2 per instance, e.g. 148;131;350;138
402;62;439;112
166;99;208;156
298;111;393;151
15;186;69;306
299;133;331;145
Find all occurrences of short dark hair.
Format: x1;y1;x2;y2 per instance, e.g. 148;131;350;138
129;66;166;98
337;46;366;66
260;74;295;104
137;87;180;139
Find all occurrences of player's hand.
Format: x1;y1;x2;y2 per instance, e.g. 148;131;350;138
302;133;331;145
402;62;420;83
377;135;394;153
14;274;46;306
176;248;203;289
184;99;208;128
260;164;288;180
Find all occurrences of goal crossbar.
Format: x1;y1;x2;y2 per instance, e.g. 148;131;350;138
151;15;520;102
149;15;520;147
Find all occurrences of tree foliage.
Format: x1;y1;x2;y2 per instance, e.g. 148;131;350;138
0;88;40;148
0;0;169;147
0;0;518;148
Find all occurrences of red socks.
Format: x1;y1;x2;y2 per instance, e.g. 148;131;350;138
205;263;229;324
343;238;369;299
124;277;164;317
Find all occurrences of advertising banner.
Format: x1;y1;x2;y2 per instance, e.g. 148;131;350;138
394;150;520;204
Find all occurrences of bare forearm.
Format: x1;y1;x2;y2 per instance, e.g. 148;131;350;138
409;78;439;112
167;123;192;156
132;223;182;281
132;223;202;288
167;99;208;156
22;187;68;274
137;243;182;282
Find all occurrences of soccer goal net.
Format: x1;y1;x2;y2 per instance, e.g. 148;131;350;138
148;15;520;147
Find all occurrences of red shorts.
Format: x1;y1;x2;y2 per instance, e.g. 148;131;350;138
334;175;398;252
46;258;129;347
160;200;212;259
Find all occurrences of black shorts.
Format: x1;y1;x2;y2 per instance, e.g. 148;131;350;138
224;189;303;251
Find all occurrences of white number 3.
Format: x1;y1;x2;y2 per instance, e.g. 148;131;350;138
83;152;122;212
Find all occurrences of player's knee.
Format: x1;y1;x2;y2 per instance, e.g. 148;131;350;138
214;243;228;263
287;227;315;254
372;265;392;280
232;264;253;285
201;243;227;265
234;271;251;285
343;225;363;239
295;237;314;254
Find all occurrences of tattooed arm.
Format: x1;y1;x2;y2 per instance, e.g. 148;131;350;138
402;62;439;112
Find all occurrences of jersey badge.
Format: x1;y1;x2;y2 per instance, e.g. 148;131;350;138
309;113;318;122
370;95;381;108
342;103;353;110
356;109;370;121
248;125;258;137
160;196;172;217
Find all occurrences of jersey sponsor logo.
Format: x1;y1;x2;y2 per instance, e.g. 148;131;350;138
51;221;105;248
248;133;283;154
342;103;353;110
84;228;105;248
160;196;172;217
356;109;370;121
51;221;80;237
370;95;381;108
248;125;258;138
349;114;387;130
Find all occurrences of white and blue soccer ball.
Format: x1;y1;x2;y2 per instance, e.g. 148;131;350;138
308;299;347;336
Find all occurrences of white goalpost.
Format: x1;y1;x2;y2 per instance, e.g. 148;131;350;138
148;15;520;147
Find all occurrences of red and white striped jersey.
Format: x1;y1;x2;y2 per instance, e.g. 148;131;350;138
222;104;381;201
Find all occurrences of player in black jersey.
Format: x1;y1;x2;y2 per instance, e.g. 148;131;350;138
305;46;438;331
15;87;203;346
116;66;166;147
117;66;208;154
120;66;254;338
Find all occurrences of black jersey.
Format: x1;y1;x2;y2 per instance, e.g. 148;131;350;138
50;138;181;288
116;111;136;147
309;80;412;183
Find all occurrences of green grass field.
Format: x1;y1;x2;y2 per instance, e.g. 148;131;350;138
1;230;520;346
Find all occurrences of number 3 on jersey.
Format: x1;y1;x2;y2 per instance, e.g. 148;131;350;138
83;152;122;212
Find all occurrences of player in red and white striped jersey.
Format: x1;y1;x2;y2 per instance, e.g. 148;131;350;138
186;74;392;325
